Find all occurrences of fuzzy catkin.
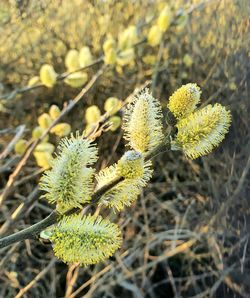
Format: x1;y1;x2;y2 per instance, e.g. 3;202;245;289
50;214;122;266
174;103;232;159
40;134;98;212
123;89;164;153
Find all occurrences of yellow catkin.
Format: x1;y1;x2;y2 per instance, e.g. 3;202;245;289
118;25;137;50
33;151;53;170
28;76;40;87
167;83;201;120
123;89;164;153
96;155;152;212
51;123;71;137
38;113;53;130
39;134;98;212
14;139;28;155
174;103;232;159
85;105;101;124
65;49;80;71
35;142;55;154
103;35;116;53
104;97;122;115
64;72;88;88
109;116;122;132
117;48;135;67
104;48;117;65
32;126;49;143
49;105;60;120
50;214;122;266
117;151;144;179
40;64;57;88
79;46;93;67
147;25;162;47
157;5;172;32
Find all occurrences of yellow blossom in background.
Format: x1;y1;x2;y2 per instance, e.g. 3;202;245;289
104;48;117;65
51;123;71;137
33;142;55;169
117;48;135;67
64;72;88;88
118;25;138;50
35;142;55;154
168;83;201;120
38;113;53;129
109;116;121;131
85;105;101;124
176;11;188;32
103;35;116;53
40;64;57;88
32;126;49;142
174;103;232;159
157;5;172;32
28;76;40;87
65;49;80;71
33;151;53;170
147;25;162;47
183;54;193;67
49;105;61;120
79;46;93;67
142;54;157;65
14;139;28;155
104;97;122;115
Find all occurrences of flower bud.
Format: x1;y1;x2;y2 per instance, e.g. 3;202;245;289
167;83;201;120
147;25;162;47
104;48;117;65
14;139;28;155
38;113;53;129
79;46;93;67
109;116;121;131
104;97;122;115
28;76;40;87
51;123;71;137
157;5;172;32
64;72;88;88
65;49;80;71
50;214;122;266
49;105;61;120
118;25;137;50
85;105;101;124
40;64;57;88
117;48;135;67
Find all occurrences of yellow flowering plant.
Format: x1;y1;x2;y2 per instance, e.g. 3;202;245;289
33;85;231;266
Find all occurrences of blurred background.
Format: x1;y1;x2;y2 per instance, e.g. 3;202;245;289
0;0;249;297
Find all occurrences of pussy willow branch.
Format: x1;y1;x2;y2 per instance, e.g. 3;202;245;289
0;136;171;249
0;81;151;239
0;66;105;207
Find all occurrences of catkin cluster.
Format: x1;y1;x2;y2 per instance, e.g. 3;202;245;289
40;84;231;266
167;83;231;159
